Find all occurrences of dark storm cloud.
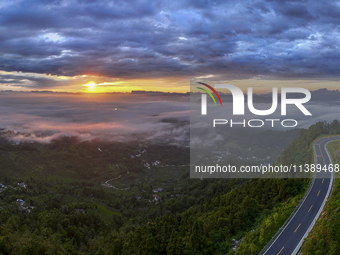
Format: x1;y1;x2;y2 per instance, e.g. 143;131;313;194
0;73;75;88
1;0;340;88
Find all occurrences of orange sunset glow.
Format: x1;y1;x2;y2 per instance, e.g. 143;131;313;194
2;69;340;94
66;77;190;93
78;78;190;93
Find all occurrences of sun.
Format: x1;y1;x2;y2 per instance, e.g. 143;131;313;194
86;82;96;89
82;82;98;92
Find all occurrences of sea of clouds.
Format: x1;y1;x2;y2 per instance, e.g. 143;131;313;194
0;92;190;144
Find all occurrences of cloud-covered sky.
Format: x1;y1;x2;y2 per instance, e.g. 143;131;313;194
1;0;340;92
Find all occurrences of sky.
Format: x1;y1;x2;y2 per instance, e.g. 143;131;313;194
1;0;340;93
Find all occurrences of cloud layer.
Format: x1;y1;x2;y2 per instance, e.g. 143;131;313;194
0;91;189;143
1;0;340;89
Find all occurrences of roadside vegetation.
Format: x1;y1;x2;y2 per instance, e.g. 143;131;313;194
301;140;340;255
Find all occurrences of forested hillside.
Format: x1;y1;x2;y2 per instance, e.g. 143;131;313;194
0;120;339;254
277;120;340;166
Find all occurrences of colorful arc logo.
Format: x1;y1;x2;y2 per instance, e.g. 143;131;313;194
196;82;223;106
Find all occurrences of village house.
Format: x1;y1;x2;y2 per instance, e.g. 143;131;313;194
152;194;161;202
152;188;164;193
16;199;34;213
18;182;27;188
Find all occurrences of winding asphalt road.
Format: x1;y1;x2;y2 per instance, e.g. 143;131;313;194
262;136;340;255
